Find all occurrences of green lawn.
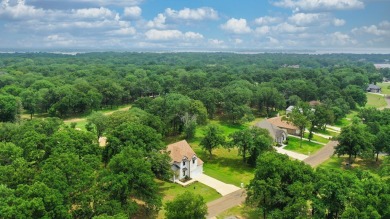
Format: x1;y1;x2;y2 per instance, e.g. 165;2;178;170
284;137;324;155
187;119;259;186
314;128;339;137
157;180;221;218
303;132;331;143
216;205;260;219
377;82;390;95
334;111;357;127
366;92;387;108
318;156;383;175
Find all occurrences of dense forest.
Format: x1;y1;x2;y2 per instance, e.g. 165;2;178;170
0;52;389;218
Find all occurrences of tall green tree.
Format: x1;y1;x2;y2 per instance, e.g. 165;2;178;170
0;94;21;122
229;127;273;166
87;112;109;141
246;152;314;219
335;124;374;164
101;148;162;216
200;125;225;158
165;191;207;219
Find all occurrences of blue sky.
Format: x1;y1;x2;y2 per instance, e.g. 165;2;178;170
0;0;389;52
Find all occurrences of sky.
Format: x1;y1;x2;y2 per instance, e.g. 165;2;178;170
0;0;389;52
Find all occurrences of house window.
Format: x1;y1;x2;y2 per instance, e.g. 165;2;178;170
193;159;195;164
182;160;185;166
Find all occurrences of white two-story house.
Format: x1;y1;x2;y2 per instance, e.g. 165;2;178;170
167;140;203;182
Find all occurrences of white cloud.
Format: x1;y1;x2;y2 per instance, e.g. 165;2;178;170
29;0;144;7
268;37;279;45
109;27;136;35
0;0;45;19
352;21;390;36
165;7;218;21
324;32;357;46
288;13;322;26
273;22;306;33
145;29;203;41
254;16;281;25
233;38;243;44
273;0;364;11
123;6;141;19
333;18;346;26
146;13;166;29
221;18;251;34
255;26;270;35
71;7;116;19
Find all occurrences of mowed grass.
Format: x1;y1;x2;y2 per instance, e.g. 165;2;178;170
377;82;390;95
303;132;331;143
216;205;260;219
157;180;221;218
314;128;339;137
284;137;324;155
187;119;260;186
334;111;357;127
318;156;383;175
366;93;387;108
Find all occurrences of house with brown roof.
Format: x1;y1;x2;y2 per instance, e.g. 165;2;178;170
267;116;300;136
166;140;203;182
254;120;287;145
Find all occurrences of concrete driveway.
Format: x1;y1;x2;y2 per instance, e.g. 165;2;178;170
193;174;241;196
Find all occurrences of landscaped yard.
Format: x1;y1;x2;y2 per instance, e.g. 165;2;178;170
366;92;387;108
377;82;390;95
284;137;324;155
188;119;258;186
157;180;221;218
318;155;383;175
303;132;331;143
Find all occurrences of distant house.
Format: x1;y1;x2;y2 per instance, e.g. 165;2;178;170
254;120;287;145
267;116;300;136
286;106;295;115
366;84;381;93
309;100;321;107
167;140;203;182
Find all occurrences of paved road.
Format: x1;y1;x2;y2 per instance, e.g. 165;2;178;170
194;174;240;196
206;189;246;219
303;141;338;167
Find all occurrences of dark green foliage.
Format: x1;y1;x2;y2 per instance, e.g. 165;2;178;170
200;125;225;158
246;152;314;219
165;191;207;219
229;127;273;166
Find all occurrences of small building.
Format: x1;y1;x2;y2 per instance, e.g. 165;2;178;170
286;106;295;115
267;116;300;136
167;140;203;182
254;120;287;145
366;84;381;93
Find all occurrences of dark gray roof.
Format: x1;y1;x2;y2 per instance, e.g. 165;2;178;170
255;120;287;140
367;84;381;90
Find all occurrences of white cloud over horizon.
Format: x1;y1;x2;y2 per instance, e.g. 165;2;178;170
0;0;388;51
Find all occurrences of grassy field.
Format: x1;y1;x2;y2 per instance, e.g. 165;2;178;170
334;110;357;127
216;205;260;219
314;128;339;137
188;119;258;186
377;82;390;95
303;132;331;143
157;180;221;218
366;93;387;108
318;156;383;175
284;137;324;155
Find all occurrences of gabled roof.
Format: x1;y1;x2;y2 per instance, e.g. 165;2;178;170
367;84;381;90
286;105;295;111
167;140;203;166
267;116;298;130
255;120;286;139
